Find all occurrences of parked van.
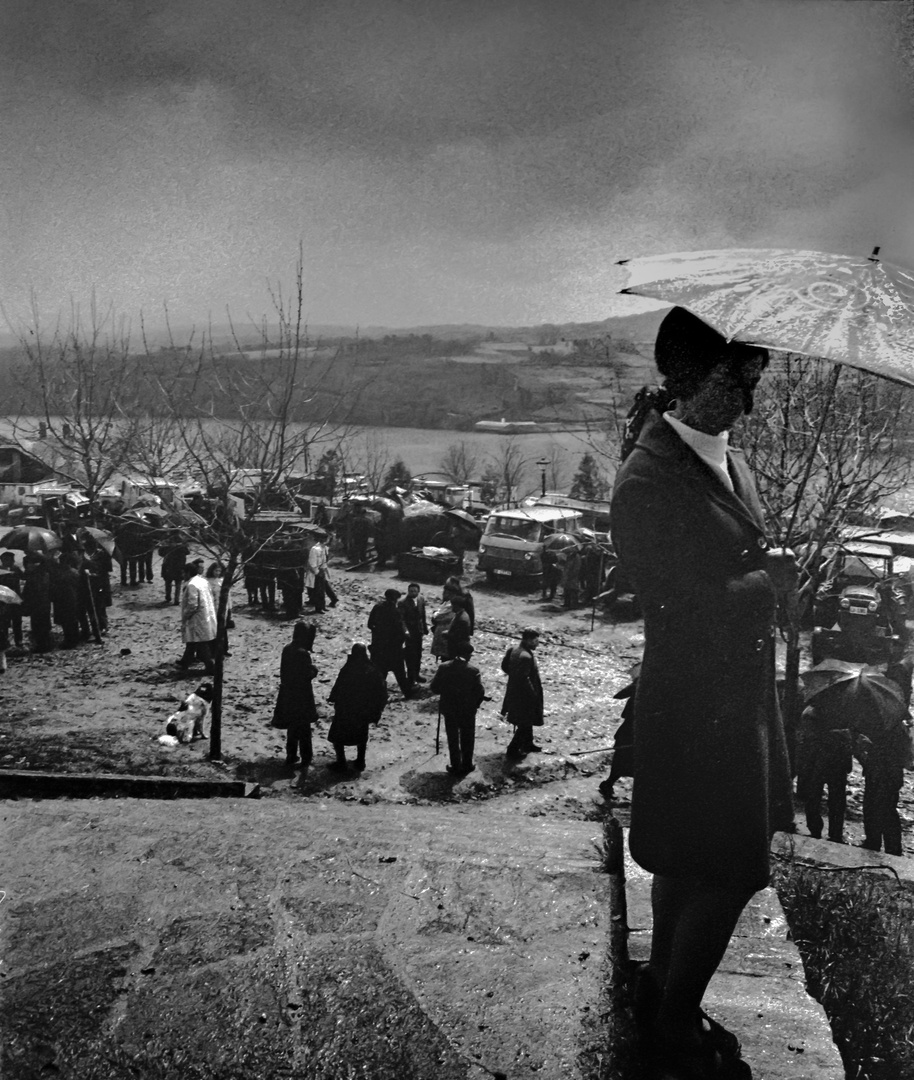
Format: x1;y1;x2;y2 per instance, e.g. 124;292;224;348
477;505;583;581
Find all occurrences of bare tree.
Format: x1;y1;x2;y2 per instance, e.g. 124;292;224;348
487;437;527;505
5;296;143;502
740;355;914;727
439;440;479;485
740;355;914;585
139;257;358;759
351;429;391;491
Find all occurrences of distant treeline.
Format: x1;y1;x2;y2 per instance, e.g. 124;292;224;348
0;331;633;429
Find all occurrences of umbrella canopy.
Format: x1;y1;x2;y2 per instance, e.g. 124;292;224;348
618;248;914;387
0;584;22;605
77;526;116;555
0;526;63;553
442;508;479;529
543;532;579;552
800;659;908;738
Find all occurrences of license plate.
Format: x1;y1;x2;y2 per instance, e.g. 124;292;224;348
494;569;512;576
848;605;869;615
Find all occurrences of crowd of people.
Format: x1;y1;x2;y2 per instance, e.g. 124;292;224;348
269;571;546;778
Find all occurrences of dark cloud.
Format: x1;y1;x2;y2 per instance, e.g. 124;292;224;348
1;0;913;326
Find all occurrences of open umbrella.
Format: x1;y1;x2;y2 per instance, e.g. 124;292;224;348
0;584;22;605
618;247;914;386
800;658;908;739
121;506;169;522
77;526;116;555
618;246;914;726
0;525;62;553
543;532;579;552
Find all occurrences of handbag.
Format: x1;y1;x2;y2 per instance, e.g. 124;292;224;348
270;691;288;729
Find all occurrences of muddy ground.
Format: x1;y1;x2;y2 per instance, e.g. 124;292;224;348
2;551;914;853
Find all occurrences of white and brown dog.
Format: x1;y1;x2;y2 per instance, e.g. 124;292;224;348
165;682;214;743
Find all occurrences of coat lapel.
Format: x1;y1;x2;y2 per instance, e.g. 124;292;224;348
635;412;768;537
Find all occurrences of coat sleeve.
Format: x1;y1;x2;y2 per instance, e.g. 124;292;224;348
611;473;776;645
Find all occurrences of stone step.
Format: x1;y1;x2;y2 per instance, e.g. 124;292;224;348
623;829;844;1080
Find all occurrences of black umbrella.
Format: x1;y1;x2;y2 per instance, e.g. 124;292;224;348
0;525;63;553
801;659;908;739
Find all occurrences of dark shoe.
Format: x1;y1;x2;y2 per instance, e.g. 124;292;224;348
528;743;543;753
459;762;475;775
176;659;190;670
598;778;615;800
446;765;461;776
352;759;365;771
647;1035;750;1080
329;600;338;608
327;760;348;772
505;746;526;759
414;674;426;683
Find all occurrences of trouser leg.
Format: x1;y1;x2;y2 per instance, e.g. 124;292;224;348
404;639;421;683
332;740;347;764
804;778;826;839
11;612;22;646
444;716;461;769
390;654;411;694
825;766;848;841
354;740;367;768
460;715;475;768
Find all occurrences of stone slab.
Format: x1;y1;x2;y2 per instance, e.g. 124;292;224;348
0;798;610;1080
0;769;260;800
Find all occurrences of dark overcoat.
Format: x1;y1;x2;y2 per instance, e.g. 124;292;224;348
611;411;793;891
275;643;318;730
500;645;544;727
327;657;388;745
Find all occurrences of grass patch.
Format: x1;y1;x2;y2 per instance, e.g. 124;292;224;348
773;856;914;1080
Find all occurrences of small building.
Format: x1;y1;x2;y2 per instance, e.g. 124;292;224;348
0;438;65;505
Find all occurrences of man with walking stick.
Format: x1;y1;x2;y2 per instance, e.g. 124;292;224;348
430;641;485;776
500;628;544;758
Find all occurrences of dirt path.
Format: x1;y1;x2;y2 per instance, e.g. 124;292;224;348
0;553;641;814
4;551;913;853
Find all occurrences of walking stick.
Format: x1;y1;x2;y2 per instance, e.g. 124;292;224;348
83;568;102;644
435;703;442;755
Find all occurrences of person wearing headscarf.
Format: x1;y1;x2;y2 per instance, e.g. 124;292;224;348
327;642;388;771
275;620;318;769
611;307;796;1079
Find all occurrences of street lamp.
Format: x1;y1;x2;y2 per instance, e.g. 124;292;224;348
536;457;549;498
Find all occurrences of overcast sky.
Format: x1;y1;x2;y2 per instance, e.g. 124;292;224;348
1;0;912;333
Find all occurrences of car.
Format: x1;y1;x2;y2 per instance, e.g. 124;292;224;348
811;541;909;666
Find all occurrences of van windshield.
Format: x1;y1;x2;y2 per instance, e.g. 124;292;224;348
485;516;542;542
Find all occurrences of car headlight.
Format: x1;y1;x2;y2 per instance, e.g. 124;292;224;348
840;598;850;609
524;551;533;560
478;544;486;554
868;600;879;612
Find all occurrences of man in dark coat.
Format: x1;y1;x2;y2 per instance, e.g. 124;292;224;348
160;539;189;605
500;628;544;757
51;553;83;648
367;587;411;696
611;307;795;1077
430;640;485;775
444;594;472;659
398;582;429;684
